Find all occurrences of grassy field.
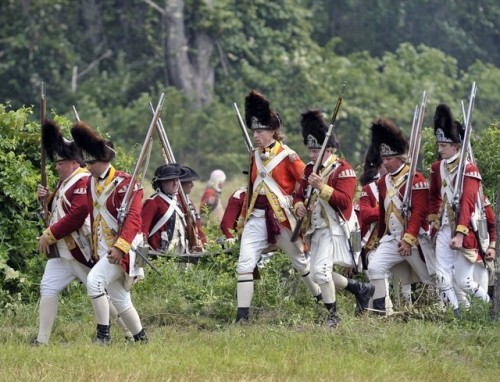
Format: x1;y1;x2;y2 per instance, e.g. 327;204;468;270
1;314;499;381
1;257;499;382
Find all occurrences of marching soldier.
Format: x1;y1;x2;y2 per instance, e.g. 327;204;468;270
358;148;416;310
367;118;432;314
142;163;188;254
235;90;321;322
200;169;226;225
34;121;131;345
294;109;374;327
428;104;493;313
71;122;148;344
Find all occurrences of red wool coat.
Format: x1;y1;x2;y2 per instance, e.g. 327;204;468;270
47;172;93;268
428;160;484;253
377;169;429;245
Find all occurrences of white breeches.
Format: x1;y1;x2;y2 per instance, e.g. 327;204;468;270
40;258;90;297
237;210;309;274
309;228;350;285
367;236;431;283
86;258;132;314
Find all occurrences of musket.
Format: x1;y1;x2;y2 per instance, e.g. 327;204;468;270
290;84;346;243
114;93;166;276
451;82;477;223
458;92;487;266
40;82;49;227
401;91;427;228
232;103;254;152
72;105;81;121
148;103;205;253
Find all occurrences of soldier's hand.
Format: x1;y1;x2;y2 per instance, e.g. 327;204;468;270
485;248;496;261
296;203;307;218
38;235;50;254
398;240;411;256
224;237;236;249
107;247;125;265
308;173;323;191
450;233;464;250
37;184;49;198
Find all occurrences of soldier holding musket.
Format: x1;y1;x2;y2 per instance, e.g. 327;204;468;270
142;163;189;254
235;90;321;322
34;120;94;345
71;122;148;344
367;118;432;314
428;104;493;313
294;109;374;327
35;120;133;345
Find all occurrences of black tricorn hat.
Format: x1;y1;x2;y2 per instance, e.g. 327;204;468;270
360;144;382;186
433;104;464;144
153;163;183;181
179;166;201;183
152;163;183;190
370;117;408;157
300;109;337;149
70;121;116;163
245;90;282;130
42;120;83;164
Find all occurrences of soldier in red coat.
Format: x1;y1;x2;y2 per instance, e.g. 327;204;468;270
428;104;493;313
367;118;432;314
33;120;94;345
358;147;417;310
71;122;147;344
235;90;321;322
200;169;226;225
294;109;374;327
142;163;190;254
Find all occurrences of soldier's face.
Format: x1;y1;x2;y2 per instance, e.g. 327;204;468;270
85;161;108;178
382;156;403;174
160;179;179;195
55;160;77;181
253;129;274;148
182;181;194;195
437;143;460;159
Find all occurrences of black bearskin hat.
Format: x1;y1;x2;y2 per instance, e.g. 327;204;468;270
433;104;464;144
179;166;201;183
300;109;338;149
70;121;116;163
42;120;83;164
360;143;382;186
370;117;408;157
245;90;282;130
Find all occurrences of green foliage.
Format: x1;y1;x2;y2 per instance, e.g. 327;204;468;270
0;104;49;305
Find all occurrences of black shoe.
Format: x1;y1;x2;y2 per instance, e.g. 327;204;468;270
133;328;149;343
31;338;46;347
96;324;111;346
346;279;375;315
235;307;250;323
372;297;386;316
326;302;340;328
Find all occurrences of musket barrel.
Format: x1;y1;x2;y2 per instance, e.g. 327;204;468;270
118;92;165;227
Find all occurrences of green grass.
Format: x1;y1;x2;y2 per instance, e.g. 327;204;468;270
1;253;499;381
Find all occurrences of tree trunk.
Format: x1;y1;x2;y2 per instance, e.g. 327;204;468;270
493;175;500;319
165;0;214;108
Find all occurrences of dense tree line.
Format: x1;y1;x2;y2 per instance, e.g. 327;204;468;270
0;0;499;178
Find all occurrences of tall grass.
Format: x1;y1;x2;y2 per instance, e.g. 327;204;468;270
1;251;498;381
